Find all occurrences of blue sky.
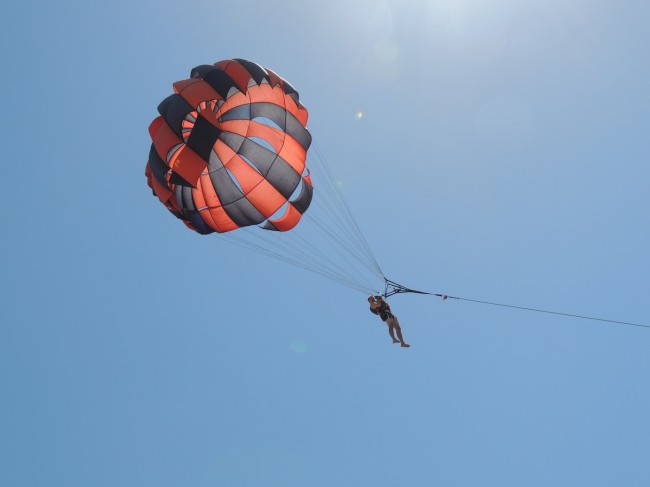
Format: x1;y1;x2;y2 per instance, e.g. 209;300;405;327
2;0;649;485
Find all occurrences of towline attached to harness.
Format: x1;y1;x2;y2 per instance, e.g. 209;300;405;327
380;277;648;329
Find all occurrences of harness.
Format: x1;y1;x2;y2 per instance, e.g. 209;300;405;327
370;300;393;322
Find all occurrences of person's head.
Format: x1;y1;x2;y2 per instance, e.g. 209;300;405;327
368;295;375;303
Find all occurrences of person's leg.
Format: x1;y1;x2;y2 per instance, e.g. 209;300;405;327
388;324;400;343
392;317;410;347
382;313;399;343
386;317;400;343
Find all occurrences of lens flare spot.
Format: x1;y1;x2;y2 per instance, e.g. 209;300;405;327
355;111;364;120
290;341;307;353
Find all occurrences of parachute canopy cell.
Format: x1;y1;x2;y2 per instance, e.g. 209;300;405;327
145;59;313;234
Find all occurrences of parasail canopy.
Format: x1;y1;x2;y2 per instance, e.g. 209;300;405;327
146;58;313;235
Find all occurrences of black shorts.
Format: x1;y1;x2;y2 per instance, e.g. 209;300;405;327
380;311;394;322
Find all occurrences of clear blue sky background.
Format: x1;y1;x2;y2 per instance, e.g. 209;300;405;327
2;0;649;485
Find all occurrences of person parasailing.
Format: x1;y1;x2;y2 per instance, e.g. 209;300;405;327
368;295;410;347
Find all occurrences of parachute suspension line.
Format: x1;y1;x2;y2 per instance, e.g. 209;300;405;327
311;142;384;279
234;229;375;294
436;294;650;330
269;217;380;293
316;151;384;278
221;229;376;294
307;174;372;266
221;224;379;295
303;207;381;278
303;168;383;290
305;167;377;275
288;224;380;293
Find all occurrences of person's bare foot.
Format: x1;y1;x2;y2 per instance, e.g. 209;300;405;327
401;343;410;348
392;338;400;344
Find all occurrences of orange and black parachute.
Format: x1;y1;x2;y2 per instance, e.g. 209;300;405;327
146;59;313;234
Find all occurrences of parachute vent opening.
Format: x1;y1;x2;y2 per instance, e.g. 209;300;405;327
253;116;283;131
267;201;290;222
248;136;277;154
225;168;245;195
240;153;263;175
288;179;305;201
